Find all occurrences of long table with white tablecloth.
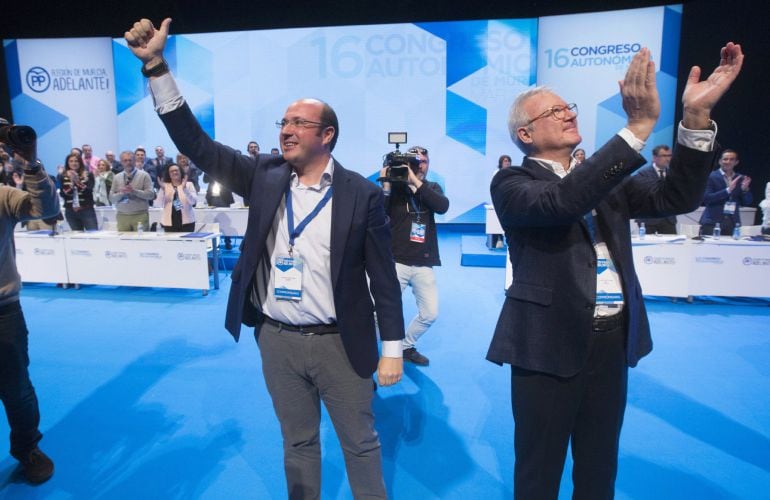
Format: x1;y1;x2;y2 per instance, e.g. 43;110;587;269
15;230;220;292
92;206;249;237
504;235;770;297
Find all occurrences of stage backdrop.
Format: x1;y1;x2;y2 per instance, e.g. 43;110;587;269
4;5;679;222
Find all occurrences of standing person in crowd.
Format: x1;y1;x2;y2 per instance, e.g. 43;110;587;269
380;146;449;366
247;141;260;159
104;150;122;173
152;145;173;180
498;154;512;170
0;118;59;483
155;163;197;232
487;44;743;499
270;147;280;155
177;153;200;192
134;147;158;189
60;152;98;231
81;144;100;173
93;159;114;207
126;17;404;499
699;149;752;236
572;148;586;164
634;145;678;234
109;150;155;231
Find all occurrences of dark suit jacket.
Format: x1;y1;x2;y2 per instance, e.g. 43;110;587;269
160;103;405;378
699;169;753;226
634;165;678;233
487;136;714;377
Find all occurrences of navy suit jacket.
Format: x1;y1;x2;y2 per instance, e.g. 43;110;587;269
699;169;753;226
634;165;678;231
160;103;405;378
487;136;714;377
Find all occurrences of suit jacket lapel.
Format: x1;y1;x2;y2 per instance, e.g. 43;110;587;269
330;161;354;287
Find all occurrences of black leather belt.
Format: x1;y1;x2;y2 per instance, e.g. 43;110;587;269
263;316;339;335
592;311;625;332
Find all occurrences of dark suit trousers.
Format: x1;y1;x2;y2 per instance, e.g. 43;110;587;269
256;320;386;500
510;322;628;500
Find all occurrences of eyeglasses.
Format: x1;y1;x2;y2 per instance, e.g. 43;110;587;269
525;103;578;127
275;118;327;129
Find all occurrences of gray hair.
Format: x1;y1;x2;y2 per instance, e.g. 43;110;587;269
508;85;555;154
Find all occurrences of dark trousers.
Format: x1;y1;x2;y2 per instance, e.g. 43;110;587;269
511;323;628;500
256;320;386;499
0;301;42;460
65;207;98;231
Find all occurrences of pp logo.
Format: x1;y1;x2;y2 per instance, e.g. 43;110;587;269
644;256;653;264
743;257;752;266
26;67;51;93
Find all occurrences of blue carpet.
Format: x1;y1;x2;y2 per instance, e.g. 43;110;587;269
1;232;768;498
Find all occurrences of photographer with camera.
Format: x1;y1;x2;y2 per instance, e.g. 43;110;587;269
0;118;59;483
379;145;449;366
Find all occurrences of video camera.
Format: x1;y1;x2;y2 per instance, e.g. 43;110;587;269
0;118;37;162
383;132;420;183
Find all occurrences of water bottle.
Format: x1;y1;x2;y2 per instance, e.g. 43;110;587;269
137;222;144;235
713;222;721;239
732;223;741;240
638;222;646;239
156;223;165;236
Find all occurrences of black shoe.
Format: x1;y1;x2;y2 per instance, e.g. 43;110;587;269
18;447;54;484
403;347;429;366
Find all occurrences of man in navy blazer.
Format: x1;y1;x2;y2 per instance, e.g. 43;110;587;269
126;18;404;499
699;149;752;236
488;44;744;499
634;145;678;234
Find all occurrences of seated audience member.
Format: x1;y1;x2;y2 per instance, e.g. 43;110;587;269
177;153;200;193
93;159;114;206
60;152;98;231
204;173;234;248
155;163;197;232
759;182;770;235
700;149;752;236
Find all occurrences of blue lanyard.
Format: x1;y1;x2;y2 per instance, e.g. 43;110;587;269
286;184;333;251
407;192;423;223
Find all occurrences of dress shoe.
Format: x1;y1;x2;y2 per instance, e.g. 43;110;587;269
18;447;54;484
403;347;429;366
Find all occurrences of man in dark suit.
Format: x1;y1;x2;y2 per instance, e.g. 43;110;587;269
634;145;678;234
488;44;744;499
126;18;404;499
699;148;752;236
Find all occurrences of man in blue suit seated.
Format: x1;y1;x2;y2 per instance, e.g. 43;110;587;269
699;148;752;236
126;18;405;499
487;43;744;499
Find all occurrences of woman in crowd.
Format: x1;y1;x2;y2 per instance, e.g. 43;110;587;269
497;154;512;170
573;148;586;164
155;163;197;232
60;152;98;230
176;153;200;193
92;158;114;206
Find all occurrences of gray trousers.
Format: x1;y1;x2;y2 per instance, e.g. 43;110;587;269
256;321;386;499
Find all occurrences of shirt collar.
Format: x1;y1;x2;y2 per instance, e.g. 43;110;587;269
290;157;335;190
528;156;577;179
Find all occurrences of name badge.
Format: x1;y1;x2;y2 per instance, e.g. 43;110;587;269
410;222;426;243
596;257;623;305
723;201;737;215
173;198;183;211
274;254;303;301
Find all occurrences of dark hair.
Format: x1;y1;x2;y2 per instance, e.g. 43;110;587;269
497;154;512;169
248;141;259;149
162;163;181;183
134;147;146;155
652;145;671;156
64;152;85;173
720;148;739;160
319;101;339;152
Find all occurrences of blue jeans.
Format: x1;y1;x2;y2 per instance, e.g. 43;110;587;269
65;207;98;231
396;263;439;349
0;301;42;459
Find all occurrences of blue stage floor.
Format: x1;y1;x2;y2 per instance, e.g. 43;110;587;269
1;232;769;498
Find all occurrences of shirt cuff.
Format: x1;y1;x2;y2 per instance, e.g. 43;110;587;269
149;72;185;114
617;128;646;153
381;340;403;358
677;120;717;152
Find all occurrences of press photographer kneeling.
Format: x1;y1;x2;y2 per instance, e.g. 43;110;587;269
379;139;449;366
